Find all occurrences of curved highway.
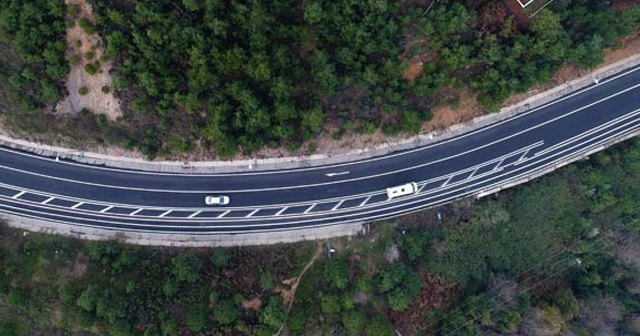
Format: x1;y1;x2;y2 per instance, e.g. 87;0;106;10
2;65;640;234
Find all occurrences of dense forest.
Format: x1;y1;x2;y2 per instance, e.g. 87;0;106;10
1;0;640;158
2;138;640;335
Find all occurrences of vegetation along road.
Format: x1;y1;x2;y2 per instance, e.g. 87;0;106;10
0;65;640;234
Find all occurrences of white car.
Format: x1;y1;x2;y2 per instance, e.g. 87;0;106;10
205;195;230;205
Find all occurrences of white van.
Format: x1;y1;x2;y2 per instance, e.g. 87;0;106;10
386;182;418;199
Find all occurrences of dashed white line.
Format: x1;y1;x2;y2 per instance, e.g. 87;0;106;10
303;204;316;214
417;183;427;193
71;202;84;209
12;191;25;199
468;166;480;179
246;209;259;217
159;210;172;217
360;196;372;206
100;205;113;213
129;208;143;216
441;176;453;187
275;207;288;216
42;196;55;204
188;211;201;218
331;200;344;211
516;148;531;163
217;210;231;218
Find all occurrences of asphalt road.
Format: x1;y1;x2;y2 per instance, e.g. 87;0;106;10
2;65;640;234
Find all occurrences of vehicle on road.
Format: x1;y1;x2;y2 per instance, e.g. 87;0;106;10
386;182;418;199
205;195;230;205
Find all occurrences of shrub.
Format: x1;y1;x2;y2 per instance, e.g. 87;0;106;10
307;142;317;154
69;54;81;65
96;114;107;127
209;248;231;268
78;86;89;95
186;304;207;332
212;299;237;325
101;85;111;93
84;51;95;60
84;61;100;75
78;17;96;34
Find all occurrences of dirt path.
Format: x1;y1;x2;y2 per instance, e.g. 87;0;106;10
275;241;324;336
56;0;121;120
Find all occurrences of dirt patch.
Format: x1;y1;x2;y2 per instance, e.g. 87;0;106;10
71;254;88;279
391;272;460;335
56;0;121;121
404;58;425;83
241;297;262;311
426;89;484;131
385;244;400;263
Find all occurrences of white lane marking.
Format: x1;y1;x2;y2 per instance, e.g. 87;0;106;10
441;176;453;187
359;196;372;207
325;171;350;177
3;64;638;178
0;117;633;222
42;196;55;204
6;124;640;230
246;209;259;217
159;210;172;217
332;200;344;211
129;208;143;216
303;204;316;214
0;142;542;214
468;166;480;179
514;148;531;165
0;78;634;195
275;207;288;216
534;108;640;158
188;211;201;218
100;205;113;213
217;210;230;218
417;183;427;193
12;191;25;199
494;158;506;170
71;202;84;209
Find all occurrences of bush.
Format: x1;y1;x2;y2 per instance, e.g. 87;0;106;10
212;299;237;325
209;248;231;268
84;61;100;75
78;17;96;34
69;54;81;65
342;308;366;335
78;86;89;95
171;252;201;283
6;289;26;307
259;296;286;329
186;304;207;332
101;85;111;93
84;51;95;60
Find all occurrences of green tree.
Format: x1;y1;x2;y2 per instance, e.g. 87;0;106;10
342;308;366;335
171;252;201;283
186;304;207;332
213;299;237;325
365;314;394;336
209;248;231;268
260;296;286;329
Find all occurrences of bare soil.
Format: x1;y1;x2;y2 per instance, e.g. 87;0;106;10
241;297;262;311
56;0;121;121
